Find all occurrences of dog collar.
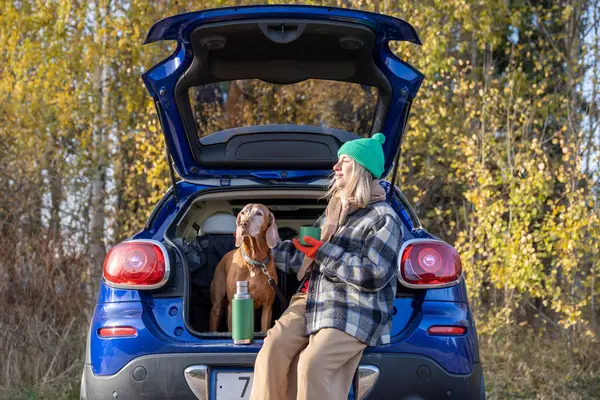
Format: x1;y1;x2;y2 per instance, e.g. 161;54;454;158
240;248;288;308
241;249;270;267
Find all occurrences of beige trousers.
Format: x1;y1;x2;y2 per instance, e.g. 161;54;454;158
249;293;367;400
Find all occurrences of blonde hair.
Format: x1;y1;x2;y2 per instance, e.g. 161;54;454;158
325;157;373;207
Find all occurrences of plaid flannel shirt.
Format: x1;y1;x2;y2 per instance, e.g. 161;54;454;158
272;200;403;346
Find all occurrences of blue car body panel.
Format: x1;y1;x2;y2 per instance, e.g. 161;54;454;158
90;297;476;376
141;5;424;182
144;5;421;45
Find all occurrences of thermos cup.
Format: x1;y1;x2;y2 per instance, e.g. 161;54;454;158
232;280;254;344
299;226;321;246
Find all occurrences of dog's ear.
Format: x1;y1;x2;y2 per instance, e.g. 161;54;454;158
266;210;280;249
235;209;244;248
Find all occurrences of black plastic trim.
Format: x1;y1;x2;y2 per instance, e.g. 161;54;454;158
198;124;359;146
80;352;483;400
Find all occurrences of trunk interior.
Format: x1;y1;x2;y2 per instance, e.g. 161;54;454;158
171;188;328;336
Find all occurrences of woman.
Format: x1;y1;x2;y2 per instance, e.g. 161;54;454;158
250;133;403;400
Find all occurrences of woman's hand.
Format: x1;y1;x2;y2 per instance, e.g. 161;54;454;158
292;236;324;259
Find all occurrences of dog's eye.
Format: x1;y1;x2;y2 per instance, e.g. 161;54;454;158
256;211;263;217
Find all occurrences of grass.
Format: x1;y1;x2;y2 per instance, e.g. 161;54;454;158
481;329;600;399
0;365;81;400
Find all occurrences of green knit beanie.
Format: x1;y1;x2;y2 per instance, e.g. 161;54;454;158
337;133;386;178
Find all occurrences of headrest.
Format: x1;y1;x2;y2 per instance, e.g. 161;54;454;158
200;212;237;235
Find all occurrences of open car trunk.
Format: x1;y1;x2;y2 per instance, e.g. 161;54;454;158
166;185;420;340
170;187;328;336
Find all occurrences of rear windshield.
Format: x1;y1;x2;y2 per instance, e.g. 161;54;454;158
188;79;378;138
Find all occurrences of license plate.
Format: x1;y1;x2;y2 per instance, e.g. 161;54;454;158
215;371;254;400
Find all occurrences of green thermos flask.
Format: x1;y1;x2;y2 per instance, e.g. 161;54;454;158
232;280;254;344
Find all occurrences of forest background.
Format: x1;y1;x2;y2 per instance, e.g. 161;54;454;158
1;0;599;398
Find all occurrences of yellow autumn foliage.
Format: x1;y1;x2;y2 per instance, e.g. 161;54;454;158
0;0;599;396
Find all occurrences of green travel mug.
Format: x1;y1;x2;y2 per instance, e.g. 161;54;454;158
299;226;321;246
232;281;254;344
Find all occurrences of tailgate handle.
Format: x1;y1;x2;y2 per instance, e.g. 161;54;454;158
260;22;306;44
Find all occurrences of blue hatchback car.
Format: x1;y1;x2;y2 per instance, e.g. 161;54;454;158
80;5;484;400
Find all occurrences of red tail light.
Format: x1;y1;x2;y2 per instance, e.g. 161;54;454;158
98;326;138;338
427;326;467;336
399;239;462;288
103;240;169;289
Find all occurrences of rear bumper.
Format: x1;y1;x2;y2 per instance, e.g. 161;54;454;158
80;352;484;400
359;353;484;399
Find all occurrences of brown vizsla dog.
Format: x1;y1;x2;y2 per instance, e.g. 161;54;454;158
209;204;280;333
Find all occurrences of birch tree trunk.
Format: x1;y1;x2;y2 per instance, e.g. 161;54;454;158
88;0;111;301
